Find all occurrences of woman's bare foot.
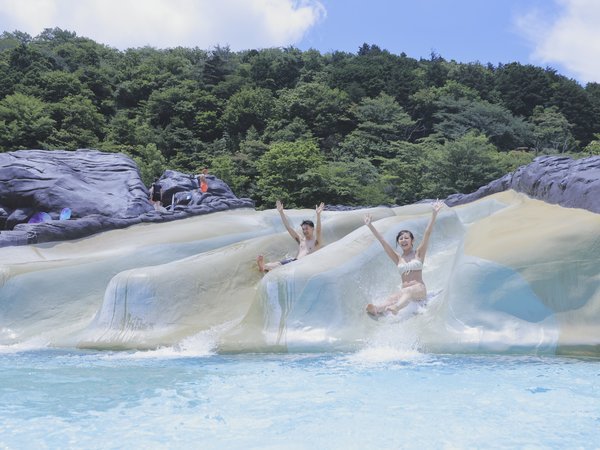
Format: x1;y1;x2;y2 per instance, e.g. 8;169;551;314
366;303;380;316
385;305;398;315
256;255;266;272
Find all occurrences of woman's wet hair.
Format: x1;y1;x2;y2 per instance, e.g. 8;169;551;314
301;220;315;228
396;229;414;246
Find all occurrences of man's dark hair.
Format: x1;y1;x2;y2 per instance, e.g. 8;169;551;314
301;220;315;228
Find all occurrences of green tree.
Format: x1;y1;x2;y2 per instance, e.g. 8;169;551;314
338;92;417;161
0;92;55;151
204;45;236;90
423;132;504;197
423;52;450;88
247;47;303;90
4;43;57;97
224;127;268;197
273;82;353;147
447;61;498;103
221;86;274;137
146;82;198;129
45;94;105;149
0;30;32;48
256;140;325;207
27;70;88;102
328;44;390;101
313;158;390;206
530;106;576;154
144;81;222;154
33;27;110;71
264;117;313;142
209;154;250;196
433;96;534;150
547;73;596;145
409;81;479;136
496;149;535;172
114;47;197;108
338;92;416;165
582;134;600;156
354;92;416;140
298;48;325;83
495;63;552;117
328;44;424;107
73;64;118;118
585;82;600;128
380;141;429;205
104;110;140;147
132;143;167;186
167;143;208;174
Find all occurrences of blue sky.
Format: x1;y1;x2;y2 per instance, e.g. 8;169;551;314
1;0;598;84
299;0;548;65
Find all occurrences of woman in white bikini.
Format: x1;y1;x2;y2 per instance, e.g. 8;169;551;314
364;200;444;317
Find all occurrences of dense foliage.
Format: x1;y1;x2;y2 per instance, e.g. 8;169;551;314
1;29;599;207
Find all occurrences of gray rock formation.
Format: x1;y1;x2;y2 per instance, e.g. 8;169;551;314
1;150;597;247
0;149;254;247
445;155;600;213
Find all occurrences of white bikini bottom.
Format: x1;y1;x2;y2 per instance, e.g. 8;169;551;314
382;290;442;322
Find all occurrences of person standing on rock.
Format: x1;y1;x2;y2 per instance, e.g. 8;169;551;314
149;178;163;210
197;168;209;193
257;200;325;272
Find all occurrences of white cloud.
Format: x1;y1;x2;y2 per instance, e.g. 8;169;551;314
0;0;326;50
515;0;600;84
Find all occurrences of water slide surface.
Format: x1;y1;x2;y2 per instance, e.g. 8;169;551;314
1;191;598;356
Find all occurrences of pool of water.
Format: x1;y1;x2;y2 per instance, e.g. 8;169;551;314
0;347;598;449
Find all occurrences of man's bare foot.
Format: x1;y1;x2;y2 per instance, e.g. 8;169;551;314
257;255;266;272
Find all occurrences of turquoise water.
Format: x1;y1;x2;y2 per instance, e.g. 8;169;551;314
1;348;598;449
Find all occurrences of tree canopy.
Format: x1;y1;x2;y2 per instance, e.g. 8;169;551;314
1;28;598;206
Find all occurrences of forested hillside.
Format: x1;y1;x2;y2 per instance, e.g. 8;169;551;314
1;28;599;207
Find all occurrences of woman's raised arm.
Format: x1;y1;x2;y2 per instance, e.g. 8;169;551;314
364;214;399;265
416;200;444;261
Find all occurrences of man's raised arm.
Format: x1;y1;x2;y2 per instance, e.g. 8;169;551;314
276;200;300;242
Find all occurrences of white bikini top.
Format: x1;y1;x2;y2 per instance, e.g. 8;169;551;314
397;258;423;274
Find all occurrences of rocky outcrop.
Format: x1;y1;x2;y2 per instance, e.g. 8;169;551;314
0;149;254;247
159;169;250;213
1;150;597;247
445;155;600;214
0;149;151;225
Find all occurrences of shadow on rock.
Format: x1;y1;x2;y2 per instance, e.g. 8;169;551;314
0;149;254;247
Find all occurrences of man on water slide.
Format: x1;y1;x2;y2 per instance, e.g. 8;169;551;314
257;200;325;272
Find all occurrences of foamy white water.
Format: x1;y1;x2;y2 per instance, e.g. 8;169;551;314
0;349;597;449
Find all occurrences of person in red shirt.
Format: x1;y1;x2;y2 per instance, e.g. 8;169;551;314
198;168;209;193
